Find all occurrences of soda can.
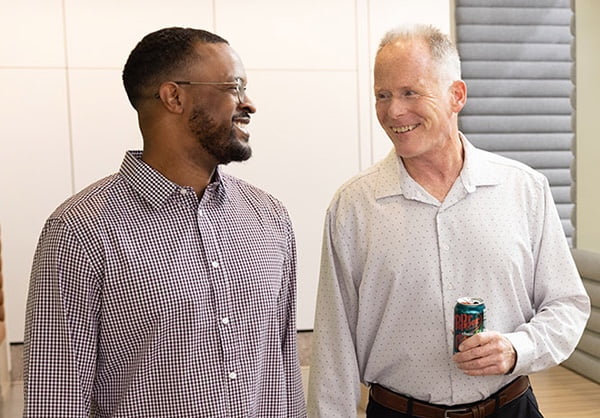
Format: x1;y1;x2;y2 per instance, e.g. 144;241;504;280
453;297;485;353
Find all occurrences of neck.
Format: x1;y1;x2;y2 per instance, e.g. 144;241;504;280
402;135;464;202
142;143;217;196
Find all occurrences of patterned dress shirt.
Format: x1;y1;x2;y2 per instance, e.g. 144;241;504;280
307;134;590;417
24;151;306;417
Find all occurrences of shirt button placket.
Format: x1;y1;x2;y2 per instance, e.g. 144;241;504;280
209;250;236;387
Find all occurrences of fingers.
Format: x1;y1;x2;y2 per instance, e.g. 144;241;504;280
456;331;488;352
453;331;516;376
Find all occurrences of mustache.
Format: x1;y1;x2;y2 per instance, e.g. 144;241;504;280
233;111;251;120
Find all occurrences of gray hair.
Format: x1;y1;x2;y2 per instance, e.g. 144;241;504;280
377;24;461;84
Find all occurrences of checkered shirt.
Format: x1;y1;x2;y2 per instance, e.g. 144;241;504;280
23;151;306;417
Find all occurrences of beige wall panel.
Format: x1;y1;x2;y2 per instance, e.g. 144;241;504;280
64;0;214;68
575;0;600;252
216;0;356;70
0;0;65;67
68;69;141;191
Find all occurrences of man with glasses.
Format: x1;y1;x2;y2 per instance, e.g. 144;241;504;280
24;27;306;417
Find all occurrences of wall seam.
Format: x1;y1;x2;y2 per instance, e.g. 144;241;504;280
62;0;76;195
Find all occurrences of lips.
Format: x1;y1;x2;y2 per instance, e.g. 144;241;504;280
233;115;251;135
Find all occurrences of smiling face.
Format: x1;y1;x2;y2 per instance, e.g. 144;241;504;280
374;39;465;161
184;42;256;165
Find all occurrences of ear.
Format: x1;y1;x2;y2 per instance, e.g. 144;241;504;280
449;80;467;113
156;82;184;114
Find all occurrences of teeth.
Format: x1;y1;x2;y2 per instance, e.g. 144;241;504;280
392;124;417;134
234;121;249;134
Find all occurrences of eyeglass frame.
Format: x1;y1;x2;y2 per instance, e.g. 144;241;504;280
154;78;246;103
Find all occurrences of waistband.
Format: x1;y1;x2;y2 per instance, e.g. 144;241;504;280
369;375;531;418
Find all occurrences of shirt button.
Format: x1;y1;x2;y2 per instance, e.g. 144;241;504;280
442;244;450;251
228;372;237;380
212;261;220;268
198;209;203;217
221;317;230;325
180;188;188;195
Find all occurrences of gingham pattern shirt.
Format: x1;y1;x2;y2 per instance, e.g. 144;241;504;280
24;151;306;417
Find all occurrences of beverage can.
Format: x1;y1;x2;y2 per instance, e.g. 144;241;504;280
453;297;485;353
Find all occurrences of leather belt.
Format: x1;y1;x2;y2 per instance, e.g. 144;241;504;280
370;375;530;418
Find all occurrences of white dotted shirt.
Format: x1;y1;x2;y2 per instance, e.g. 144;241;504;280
24;151;306;417
307;135;590;416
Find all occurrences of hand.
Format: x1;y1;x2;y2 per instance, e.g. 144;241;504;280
452;331;516;376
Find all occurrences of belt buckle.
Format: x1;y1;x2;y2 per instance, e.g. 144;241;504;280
444;407;471;418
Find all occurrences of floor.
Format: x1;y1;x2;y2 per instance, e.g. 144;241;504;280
0;382;21;418
3;333;599;417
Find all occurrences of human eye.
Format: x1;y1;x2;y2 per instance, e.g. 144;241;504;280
233;78;247;93
375;90;392;102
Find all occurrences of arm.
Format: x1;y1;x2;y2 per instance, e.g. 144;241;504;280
279;213;306;416
454;178;590;376
307;210;362;417
24;219;100;417
505;179;590;374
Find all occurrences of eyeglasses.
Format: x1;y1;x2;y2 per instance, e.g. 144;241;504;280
169;78;247;103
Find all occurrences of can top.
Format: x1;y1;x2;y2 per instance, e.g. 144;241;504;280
457;297;484;305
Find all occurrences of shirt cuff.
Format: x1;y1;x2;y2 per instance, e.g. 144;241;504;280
503;331;535;376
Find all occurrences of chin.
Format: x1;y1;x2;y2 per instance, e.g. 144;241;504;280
223;147;252;164
392;143;425;159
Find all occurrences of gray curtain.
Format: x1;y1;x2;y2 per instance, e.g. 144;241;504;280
455;0;575;245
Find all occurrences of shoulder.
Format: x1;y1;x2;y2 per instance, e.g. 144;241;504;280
475;147;548;189
47;174;129;234
35;174;124;263
220;172;292;225
221;172;284;205
328;156;391;212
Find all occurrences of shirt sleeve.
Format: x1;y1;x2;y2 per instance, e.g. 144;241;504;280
23;219;101;417
307;207;363;418
504;178;591;375
279;211;307;417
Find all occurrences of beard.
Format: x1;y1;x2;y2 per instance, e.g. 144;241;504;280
188;105;252;165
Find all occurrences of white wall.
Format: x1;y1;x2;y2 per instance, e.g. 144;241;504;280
0;0;451;342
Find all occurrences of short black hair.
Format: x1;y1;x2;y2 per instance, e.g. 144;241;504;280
122;27;229;109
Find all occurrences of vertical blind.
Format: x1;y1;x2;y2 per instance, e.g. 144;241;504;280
455;0;575;245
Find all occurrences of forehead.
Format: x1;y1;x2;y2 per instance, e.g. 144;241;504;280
374;39;436;86
189;42;246;79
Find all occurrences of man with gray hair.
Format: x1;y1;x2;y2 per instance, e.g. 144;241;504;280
307;24;589;418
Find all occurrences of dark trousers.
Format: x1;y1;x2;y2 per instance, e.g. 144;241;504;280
366;387;544;418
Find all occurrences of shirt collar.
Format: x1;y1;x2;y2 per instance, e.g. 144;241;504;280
375;133;501;201
458;132;502;190
119;151;226;209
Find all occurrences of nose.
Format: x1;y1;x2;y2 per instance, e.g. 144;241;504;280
239;94;256;114
387;97;409;118
376;96;407;123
